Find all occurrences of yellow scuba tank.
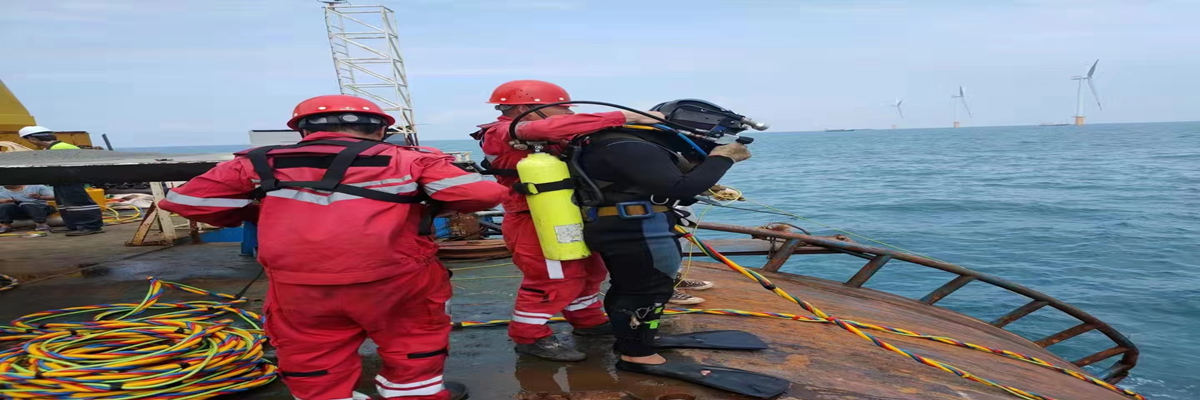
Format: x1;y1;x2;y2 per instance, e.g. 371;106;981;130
516;152;590;261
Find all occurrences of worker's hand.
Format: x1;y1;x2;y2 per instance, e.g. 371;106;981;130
706;185;745;201
709;143;751;162
621;110;665;125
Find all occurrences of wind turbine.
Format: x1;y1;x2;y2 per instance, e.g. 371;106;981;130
951;85;972;128
889;99;903;129
1072;59;1102;126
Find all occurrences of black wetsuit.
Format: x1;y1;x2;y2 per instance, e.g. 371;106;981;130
577;134;734;357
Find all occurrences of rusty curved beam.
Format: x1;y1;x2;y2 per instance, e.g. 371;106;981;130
694;221;1139;383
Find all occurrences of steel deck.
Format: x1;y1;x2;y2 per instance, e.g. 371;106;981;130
0;231;1134;399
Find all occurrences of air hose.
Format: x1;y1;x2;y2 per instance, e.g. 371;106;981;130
505;100;756;149
0;278;276;399
0;274;16;292
102;204;142;225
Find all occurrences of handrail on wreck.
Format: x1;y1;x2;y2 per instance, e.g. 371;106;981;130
694;221;1138;384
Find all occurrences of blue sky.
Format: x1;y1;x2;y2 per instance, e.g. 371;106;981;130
3;0;1198;146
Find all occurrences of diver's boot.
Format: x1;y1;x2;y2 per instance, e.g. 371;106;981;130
514;335;587;361
445;381;470;400
573;321;614;336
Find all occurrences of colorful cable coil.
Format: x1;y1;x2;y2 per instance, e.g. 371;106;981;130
0;274;17;292
0;278;276;399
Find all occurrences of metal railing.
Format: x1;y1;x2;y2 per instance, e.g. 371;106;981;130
693;222;1138;383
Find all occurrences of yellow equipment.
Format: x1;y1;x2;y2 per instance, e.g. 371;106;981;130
0;79;94;149
515;152;590;260
86;187;107;207
0;79;36;134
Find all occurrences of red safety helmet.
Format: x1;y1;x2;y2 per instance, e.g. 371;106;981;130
487;80;572;106
287;95;395;130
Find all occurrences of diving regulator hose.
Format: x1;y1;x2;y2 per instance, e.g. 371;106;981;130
504;100;757;149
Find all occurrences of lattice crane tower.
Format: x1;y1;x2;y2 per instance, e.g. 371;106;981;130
322;1;418;144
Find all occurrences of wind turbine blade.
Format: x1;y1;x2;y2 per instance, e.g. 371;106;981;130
897;99;903;107
898;105;904;118
1087;59;1099;78
959;86;965;97
1088;79;1102;110
960;98;973;118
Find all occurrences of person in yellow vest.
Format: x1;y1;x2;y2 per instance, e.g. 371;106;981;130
18;126;104;235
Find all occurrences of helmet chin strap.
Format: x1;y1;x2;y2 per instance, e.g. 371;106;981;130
519;104;551;120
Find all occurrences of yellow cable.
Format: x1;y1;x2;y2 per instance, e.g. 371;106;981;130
450;275;523;281
676;203;716;289
448;262;515;272
101;204;143;225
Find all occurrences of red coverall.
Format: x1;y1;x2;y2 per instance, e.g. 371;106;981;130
477;112;628;343
159;132;507;400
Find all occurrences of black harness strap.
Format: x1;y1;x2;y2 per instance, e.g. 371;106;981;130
471;126;522;176
512;178;574;195
272;154;391;169
247;139;423;204
478;158;518;176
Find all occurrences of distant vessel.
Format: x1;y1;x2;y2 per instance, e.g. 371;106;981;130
1039;123;1070;126
824;128;856;132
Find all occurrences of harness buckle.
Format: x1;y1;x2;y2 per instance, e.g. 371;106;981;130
615;201;656;220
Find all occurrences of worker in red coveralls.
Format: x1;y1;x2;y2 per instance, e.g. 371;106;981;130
159;95;506;400
471;80;665;361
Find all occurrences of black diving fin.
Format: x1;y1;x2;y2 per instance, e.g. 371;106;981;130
616;360;789;399
654;330;769;350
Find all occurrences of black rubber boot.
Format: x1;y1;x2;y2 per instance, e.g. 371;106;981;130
65;228;103;236
445;381;469;400
514;335;586;361
572;321;614;336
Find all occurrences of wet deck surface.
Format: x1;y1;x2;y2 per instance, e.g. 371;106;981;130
0;234;1129;400
0;222;165;279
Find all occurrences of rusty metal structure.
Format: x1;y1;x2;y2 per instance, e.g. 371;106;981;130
692;221;1138;384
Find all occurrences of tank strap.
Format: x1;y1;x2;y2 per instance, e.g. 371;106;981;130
513;178;574;195
246;139;424;204
478;158;518;176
